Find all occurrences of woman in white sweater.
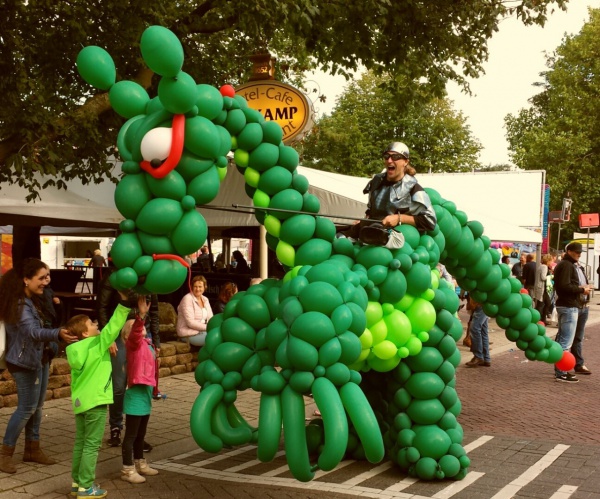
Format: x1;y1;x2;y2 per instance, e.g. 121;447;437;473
176;275;213;346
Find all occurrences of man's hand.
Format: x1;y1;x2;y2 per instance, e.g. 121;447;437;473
382;214;401;228
109;342;118;357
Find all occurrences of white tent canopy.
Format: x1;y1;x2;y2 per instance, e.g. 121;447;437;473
1;167;542;244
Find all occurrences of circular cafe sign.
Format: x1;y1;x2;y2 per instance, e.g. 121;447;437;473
235;81;314;144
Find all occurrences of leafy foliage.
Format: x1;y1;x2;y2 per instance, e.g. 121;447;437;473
0;0;567;197
298;72;482;176
505;7;600;238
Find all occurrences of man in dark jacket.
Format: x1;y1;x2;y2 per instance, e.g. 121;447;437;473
553;242;592;382
96;267;160;448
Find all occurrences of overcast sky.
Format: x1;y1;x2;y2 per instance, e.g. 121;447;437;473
308;2;600;166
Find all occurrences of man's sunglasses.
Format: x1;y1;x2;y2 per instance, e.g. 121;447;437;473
382;153;405;161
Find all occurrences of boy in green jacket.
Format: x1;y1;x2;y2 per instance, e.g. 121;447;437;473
66;292;144;498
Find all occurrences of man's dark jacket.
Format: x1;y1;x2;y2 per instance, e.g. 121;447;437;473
554;254;587;308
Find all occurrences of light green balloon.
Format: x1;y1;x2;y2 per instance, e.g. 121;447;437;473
385;309;412;347
365;301;383;327
76;46;116;90
406;298;436;334
276;240;295;267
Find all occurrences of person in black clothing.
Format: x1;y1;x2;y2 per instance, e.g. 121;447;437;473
522;253;537;295
553;242;592;382
511;253;526;283
231;250;249;274
96;267;160;449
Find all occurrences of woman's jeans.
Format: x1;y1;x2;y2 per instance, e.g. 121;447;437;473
470;306;490;363
554;305;589;376
3;363;50;447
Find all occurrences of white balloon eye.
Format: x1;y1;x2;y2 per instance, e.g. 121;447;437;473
140;127;172;163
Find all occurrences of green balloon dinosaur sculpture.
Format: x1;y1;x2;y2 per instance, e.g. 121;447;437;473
76;25;571;482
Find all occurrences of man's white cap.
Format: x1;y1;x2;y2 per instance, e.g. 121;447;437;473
385;142;409;159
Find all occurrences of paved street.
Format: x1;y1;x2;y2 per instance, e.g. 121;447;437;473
1;303;600;499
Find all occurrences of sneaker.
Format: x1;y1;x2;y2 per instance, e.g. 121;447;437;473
555;373;579;383
359;223;390;246
143;441;153;453
77;483;107;497
71;482;78;496
574;365;592;375
108;427;121;447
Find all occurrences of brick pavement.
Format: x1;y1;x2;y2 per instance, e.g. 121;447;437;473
1;301;600;498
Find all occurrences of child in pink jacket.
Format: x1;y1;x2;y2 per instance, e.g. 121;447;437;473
119;297;159;484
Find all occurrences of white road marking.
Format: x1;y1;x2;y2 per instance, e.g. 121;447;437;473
490;444;570;499
549;485;578;499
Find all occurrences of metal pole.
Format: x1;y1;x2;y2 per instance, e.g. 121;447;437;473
557;223;562;252
227;204;374;223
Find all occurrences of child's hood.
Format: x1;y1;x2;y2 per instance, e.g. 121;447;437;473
66;337;97;370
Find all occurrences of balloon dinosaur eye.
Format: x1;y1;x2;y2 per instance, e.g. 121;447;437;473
140;127;172;164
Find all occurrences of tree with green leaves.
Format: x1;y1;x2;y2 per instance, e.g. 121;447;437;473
298;71;482;176
505;7;600;238
1;0;568;197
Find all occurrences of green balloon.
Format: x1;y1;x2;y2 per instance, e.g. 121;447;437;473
224;109;247;135
236;295;272;330
407;399;445;425
136;198;183;235
319;337;342;366
290;311;336;347
143;259;187;294
220;317;257;349
109;80;150;119
212;342;254;372
137;231;175;255
405;372;445;400
406;347;444;372
301;192;321;214
114;173;151;220
413;425;452;459
187;166;221;205
76;46;116;90
145;170;187;200
279;215;315;246
132;255;154;276
111;232;143;268
296;239;333;266
314;217;336;241
171;210;207;256
115;267;138;289
248;143;280;172
140;26;184;77
184;116;222;159
299;281;343;315
278;144;299;171
286;335;319;370
257;166;292;196
406;262;432;296
261;121;284;144
379;269;408;305
237;122;264;151
196;84;224;120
